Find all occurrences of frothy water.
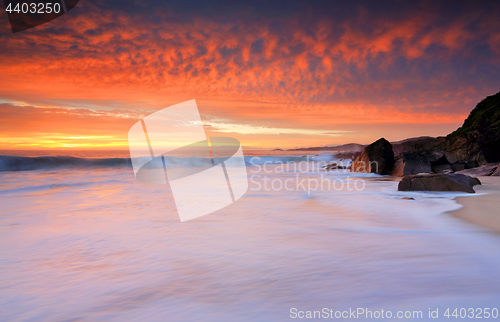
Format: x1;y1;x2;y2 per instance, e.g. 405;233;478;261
1;151;500;321
0;150;338;172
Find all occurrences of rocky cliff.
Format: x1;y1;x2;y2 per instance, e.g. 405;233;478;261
393;91;500;164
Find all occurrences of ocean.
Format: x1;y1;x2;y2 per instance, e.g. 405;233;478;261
1;149;500;321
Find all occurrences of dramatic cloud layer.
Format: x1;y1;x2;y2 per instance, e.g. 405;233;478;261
1;0;499;148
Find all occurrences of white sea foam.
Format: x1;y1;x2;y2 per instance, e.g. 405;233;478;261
0;154;335;171
1;159;500;321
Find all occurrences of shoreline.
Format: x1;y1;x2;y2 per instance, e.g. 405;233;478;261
447;176;500;234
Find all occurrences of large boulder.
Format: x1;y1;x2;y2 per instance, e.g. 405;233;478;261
391;151;453;176
431;164;454;173
401;152;432;175
350;138;395;175
466;160;480;169
451;161;466;172
398;174;481;193
451;160;480;172
423;150;453;173
423;150;448;164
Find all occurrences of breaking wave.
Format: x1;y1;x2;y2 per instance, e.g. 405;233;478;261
0;154;341;172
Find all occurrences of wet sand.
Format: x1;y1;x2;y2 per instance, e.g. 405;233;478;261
448;177;500;234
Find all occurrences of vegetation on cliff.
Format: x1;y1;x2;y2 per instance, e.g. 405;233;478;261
392;91;500;164
447;91;500;163
450;91;500;137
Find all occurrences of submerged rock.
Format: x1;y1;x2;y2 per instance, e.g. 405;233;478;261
324;163;347;171
398;173;481;193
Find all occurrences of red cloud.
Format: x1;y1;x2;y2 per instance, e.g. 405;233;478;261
0;1;499;148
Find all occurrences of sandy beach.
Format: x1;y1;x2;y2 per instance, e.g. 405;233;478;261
448;177;500;234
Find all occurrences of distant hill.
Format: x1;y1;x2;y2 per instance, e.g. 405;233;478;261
390;136;435;145
287;143;365;152
287;138;434;154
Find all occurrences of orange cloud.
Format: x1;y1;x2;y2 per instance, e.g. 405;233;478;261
0;1;499;149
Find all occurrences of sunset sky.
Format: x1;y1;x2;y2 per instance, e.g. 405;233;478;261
1;0;500;150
